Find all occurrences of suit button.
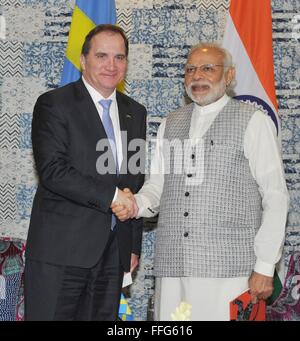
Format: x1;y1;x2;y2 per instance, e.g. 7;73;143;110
187;173;192;178
184;212;189;217
191;154;195;159
184;232;189;237
185;192;189;197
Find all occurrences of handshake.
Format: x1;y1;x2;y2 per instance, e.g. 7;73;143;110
110;188;139;221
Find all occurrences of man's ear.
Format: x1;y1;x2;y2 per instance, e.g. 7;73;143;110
225;66;236;86
80;54;85;72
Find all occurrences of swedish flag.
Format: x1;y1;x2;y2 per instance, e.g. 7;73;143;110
60;0;116;86
118;293;134;321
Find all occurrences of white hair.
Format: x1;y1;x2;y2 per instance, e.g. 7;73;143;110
188;42;233;68
187;42;237;93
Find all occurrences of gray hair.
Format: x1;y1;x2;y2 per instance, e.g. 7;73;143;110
188;42;233;68
187;42;236;94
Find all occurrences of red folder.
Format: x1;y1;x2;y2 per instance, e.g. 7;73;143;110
230;290;266;321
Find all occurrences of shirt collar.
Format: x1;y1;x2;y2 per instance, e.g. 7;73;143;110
193;94;230;115
82;76;116;105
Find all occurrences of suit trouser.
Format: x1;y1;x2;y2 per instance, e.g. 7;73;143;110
24;229;123;321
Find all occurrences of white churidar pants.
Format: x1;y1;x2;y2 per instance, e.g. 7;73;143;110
154;277;249;321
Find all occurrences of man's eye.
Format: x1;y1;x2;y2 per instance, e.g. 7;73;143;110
187;67;195;73
116;55;126;61
202;65;213;72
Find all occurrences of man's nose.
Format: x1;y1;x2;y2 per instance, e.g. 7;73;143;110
192;68;206;80
106;57;116;70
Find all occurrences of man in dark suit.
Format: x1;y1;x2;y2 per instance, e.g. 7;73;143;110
24;24;146;321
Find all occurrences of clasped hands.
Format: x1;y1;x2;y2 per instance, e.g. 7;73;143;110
111;188;138;221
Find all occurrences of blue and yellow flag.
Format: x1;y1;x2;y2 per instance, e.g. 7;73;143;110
118;292;134;321
60;0;116;86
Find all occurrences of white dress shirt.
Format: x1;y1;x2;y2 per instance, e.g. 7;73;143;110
82;77;121;201
135;94;289;277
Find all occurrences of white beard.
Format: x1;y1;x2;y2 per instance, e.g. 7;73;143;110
185;77;227;106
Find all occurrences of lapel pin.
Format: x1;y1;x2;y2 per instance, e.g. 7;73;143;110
126;113;132;119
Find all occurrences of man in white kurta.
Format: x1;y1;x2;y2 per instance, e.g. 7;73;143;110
112;43;289;321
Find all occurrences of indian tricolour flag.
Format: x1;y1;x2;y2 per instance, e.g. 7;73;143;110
222;0;283;303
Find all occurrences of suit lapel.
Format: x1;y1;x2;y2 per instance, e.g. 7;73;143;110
116;91;133;175
74;80;134;176
74;79;110;142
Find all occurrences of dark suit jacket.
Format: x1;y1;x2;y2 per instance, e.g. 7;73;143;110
26;79;146;271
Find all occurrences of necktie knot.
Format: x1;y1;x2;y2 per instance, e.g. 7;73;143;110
99;99;112;113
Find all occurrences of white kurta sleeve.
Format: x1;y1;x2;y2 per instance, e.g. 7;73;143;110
134;119;166;218
244;111;289;277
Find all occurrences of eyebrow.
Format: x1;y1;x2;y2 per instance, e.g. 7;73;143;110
94;52;126;57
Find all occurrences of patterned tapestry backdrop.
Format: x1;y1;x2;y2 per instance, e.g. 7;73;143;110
0;0;299;320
